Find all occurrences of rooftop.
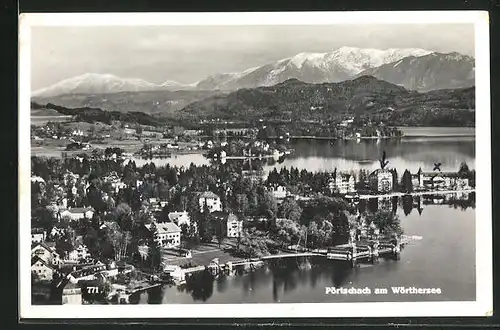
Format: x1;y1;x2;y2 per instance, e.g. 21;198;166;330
337;173;353;179
32;241;56;251
31;228;45;234
146;222;181;234
31;255;55;269
227;213;240;223
369;168;393;176
60;207;94;214
421;171;462;177
168;211;189;222
157;222;181;234
198;191;220;199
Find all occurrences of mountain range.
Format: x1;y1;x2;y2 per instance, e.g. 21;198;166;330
178;76;475;126
357;52;475;92
32;76;475;127
32;89;223;115
32;47;475;98
31;73;193;98
195;47;433;90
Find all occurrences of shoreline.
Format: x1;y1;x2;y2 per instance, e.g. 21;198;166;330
352;189;475;200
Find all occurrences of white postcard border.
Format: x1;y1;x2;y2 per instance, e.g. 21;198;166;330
19;11;492;319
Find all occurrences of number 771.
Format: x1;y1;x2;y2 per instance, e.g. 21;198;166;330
87;286;99;293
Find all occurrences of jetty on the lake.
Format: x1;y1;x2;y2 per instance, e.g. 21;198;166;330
172;238;405;281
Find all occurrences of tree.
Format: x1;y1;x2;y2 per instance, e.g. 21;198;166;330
200;223;213;243
113;203;133;231
55;233;74;260
86;185;105;214
33;207;55;232
214;218;225;248
278;198;302;222
147;223;162;271
357;170;367;190
136;124;143;135
258;191;278;219
400;169;413;193
469;169;476;187
108;224;131;261
157;179;170;200
180;223;189;239
391;169;399;191
365;210;403;237
235;194;249;216
458;162;471;179
83;227;100;258
307;220;332;249
274;218;300;247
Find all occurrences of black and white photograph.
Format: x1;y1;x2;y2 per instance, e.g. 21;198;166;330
19;11;492;318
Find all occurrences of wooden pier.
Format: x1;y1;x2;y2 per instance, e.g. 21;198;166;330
126;283;162;295
161;239;405;283
109;282;162;304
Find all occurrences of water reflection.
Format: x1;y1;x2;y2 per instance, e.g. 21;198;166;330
271;138;474;174
358;193;475;217
180;271;215;302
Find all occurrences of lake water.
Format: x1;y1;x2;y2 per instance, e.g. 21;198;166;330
129;127;476;304
132;127;475;175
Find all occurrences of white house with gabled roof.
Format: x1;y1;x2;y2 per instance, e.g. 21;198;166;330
198;191;222;213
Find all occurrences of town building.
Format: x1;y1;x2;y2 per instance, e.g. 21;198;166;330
31;176;46;185
49;226;65;239
104;172;127;193
63;171;80;186
58;207;95;221
67;262;107;283
61;282;82;305
66;244;90;262
418;171;470;190
368;169;393;193
31;256;56;281
339;117;354;127
31;228;46;244
31;242;61;266
198;191;222;213
268;184;289;199
168;211;192;228
226;213;243;238
329;173;355;194
146;222;181;248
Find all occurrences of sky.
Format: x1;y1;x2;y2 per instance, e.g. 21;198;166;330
31;24;475;90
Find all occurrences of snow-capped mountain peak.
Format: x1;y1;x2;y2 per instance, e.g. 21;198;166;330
287;52;328;69
325;46;433;74
32;73;185;97
195;46;434;90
